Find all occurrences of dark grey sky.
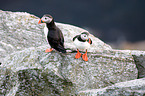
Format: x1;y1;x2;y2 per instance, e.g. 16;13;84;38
1;0;145;43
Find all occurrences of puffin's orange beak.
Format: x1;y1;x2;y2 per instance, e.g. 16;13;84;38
38;19;44;24
88;38;91;44
86;39;91;44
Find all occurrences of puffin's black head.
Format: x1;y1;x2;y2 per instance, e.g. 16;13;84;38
38;14;53;24
80;32;89;41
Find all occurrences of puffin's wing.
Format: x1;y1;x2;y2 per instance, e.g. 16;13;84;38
56;43;66;53
56;27;64;47
87;38;92;44
60;33;64;47
73;35;79;41
48;37;66;53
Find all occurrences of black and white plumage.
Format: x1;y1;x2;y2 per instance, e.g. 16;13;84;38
73;32;92;50
73;32;92;61
38;14;66;53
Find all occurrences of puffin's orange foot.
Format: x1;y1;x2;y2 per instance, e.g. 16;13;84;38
75;53;81;59
75;50;81;59
82;53;88;61
45;48;53;53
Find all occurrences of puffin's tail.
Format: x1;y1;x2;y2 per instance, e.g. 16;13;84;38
56;45;66;53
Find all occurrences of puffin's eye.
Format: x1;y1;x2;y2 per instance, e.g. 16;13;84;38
45;17;47;20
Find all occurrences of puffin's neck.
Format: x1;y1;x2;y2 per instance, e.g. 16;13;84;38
46;19;56;29
78;36;86;42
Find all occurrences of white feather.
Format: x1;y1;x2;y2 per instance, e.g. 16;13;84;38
44;24;49;42
73;38;90;50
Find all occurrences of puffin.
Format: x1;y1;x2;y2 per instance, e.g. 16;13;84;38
38;14;66;53
73;32;92;61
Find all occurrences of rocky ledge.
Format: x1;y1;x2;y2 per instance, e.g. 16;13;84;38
0;10;145;96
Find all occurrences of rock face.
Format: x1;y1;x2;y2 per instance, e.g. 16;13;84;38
115;50;145;79
0;10;43;61
0;10;144;95
1;46;137;95
78;78;145;96
0;10;111;62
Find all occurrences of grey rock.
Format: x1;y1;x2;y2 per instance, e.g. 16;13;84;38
78;78;145;96
114;50;145;78
0;10;44;61
0;10;144;96
0;67;18;95
133;55;145;78
1;46;137;95
130;51;145;79
0;10;111;62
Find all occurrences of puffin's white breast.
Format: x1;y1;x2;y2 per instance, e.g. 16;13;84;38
73;38;90;50
44;24;49;42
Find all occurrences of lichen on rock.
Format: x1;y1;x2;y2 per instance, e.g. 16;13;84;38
78;78;145;96
0;10;144;96
1;45;138;95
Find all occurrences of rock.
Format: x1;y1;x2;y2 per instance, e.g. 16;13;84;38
78;78;145;96
1;45;137;95
0;67;18;95
0;10;111;62
0;10;43;61
130;51;145;79
133;55;145;78
114;50;145;79
0;10;144;95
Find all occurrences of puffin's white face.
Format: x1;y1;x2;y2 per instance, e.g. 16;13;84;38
41;16;53;23
81;34;89;41
38;14;53;24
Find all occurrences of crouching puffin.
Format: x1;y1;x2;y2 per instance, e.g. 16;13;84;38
73;32;92;61
38;14;66;53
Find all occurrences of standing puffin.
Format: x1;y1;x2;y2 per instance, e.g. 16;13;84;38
73;32;92;61
38;14;66;53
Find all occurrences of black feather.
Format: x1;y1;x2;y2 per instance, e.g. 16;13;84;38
43;14;66;53
73;35;79;41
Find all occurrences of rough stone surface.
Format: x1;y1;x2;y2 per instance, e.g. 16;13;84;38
115;50;145;78
133;55;145;78
78;78;145;96
0;10;111;62
129;51;145;79
0;10;144;96
1;45;137;95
